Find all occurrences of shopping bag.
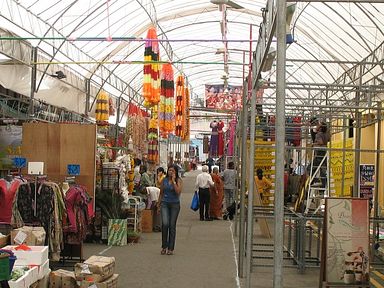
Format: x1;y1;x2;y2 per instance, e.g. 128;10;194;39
108;219;127;246
190;191;199;211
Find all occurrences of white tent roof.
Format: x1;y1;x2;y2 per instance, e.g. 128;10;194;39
0;0;383;112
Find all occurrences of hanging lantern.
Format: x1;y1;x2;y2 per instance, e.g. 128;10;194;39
95;90;109;124
159;63;175;138
143;27;160;108
175;75;185;138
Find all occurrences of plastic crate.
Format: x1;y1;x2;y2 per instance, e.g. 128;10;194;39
0;252;10;281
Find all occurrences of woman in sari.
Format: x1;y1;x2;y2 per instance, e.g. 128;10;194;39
210;167;224;220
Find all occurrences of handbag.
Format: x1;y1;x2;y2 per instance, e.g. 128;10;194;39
190;191;199;211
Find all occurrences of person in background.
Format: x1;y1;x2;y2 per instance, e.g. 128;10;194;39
210;167;224;220
139;165;153;192
222;161;236;209
133;158;142;191
195;165;215;221
313;122;330;187
255;168;272;205
157;164;182;255
206;156;215;173
156;167;166;188
146;186;161;232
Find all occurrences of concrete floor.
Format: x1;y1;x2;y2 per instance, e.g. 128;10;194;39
83;169;321;288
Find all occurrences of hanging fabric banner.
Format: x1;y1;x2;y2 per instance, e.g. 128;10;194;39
159;63;175;138
175;75;185;138
183;87;190;142
143;27;160;108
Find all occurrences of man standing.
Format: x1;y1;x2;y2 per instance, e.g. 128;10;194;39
195;165;215;221
222;162;236;209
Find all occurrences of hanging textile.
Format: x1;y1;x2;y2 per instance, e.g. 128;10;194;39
95;90;109;124
203;136;209;154
183;87;190;142
0;178;21;223
143;27;160;108
159;63;175;138
217;120;225;156
148;105;159;164
227;119;237;156
210;120;219;156
175;75;185;138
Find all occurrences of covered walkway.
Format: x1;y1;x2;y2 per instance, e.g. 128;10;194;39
83;169;322;288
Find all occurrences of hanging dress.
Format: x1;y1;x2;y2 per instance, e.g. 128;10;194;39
217;120;225;156
0;179;21;223
210;120;219;156
227;119;237;157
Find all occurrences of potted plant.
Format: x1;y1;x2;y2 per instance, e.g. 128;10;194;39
127;231;140;243
343;269;355;284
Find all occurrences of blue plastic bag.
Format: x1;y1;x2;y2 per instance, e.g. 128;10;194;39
190;191;199;211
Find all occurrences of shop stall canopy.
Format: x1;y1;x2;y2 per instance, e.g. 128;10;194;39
0;0;383;122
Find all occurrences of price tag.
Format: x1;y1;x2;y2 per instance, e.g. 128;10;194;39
81;264;92;275
14;231;27;244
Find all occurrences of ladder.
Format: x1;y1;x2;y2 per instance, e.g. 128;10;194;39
304;149;330;214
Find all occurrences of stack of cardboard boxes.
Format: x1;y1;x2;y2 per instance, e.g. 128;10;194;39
49;256;118;288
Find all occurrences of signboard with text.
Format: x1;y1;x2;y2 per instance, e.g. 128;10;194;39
359;164;375;200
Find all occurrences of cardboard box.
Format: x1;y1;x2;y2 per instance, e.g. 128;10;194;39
0;234;9;248
11;226;46;246
9;266;39;288
80;274;119;288
30;269;50;288
3;245;48;266
141;210;153;233
75;256;115;283
49;269;77;288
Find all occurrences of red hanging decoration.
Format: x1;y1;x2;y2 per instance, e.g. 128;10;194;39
175;75;185;138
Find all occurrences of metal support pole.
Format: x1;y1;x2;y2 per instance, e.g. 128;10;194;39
341;116;347;196
238;65;248;279
115;97;121;145
234;115;240;236
85;78;91;117
353;65;363;197
29;47;38;117
274;0;286;287
354;112;362;197
245;23;254;288
373;102;382;255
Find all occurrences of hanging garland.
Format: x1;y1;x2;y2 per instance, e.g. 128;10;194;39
143;27;160;108
95;90;109;124
183;87;190;141
159;63;175;138
175;75;185;138
148;105;159;164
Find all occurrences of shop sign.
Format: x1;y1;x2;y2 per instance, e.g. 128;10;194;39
359;164;375;200
67;164;80;175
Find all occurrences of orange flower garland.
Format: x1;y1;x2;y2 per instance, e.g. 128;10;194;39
159;63;175;138
175;75;185;138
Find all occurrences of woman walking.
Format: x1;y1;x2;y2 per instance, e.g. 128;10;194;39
157;164;182;255
210;167;224;220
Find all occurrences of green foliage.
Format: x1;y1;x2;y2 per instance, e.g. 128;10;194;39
95;187;124;219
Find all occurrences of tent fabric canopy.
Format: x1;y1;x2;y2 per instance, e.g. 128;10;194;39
0;0;383;110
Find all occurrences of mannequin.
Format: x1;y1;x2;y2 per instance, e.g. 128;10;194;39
62;182;70;195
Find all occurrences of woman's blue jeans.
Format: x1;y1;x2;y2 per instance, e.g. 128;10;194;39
161;201;180;251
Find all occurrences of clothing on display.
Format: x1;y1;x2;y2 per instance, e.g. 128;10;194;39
227;119;237;156
217;120;224;156
0;178;22;223
12;181;66;261
210;120;219;156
